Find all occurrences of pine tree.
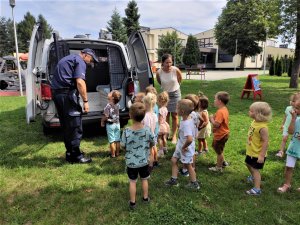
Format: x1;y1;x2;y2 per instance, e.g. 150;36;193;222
107;8;127;43
277;58;283;76
37;14;53;39
288;58;293;77
269;57;275;75
123;0;140;37
17;12;36;52
182;35;200;67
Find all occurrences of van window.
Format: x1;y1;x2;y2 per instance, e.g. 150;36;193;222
132;41;148;70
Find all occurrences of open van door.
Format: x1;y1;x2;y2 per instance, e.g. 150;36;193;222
26;24;45;124
127;32;154;91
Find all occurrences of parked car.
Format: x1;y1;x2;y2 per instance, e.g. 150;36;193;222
26;24;154;134
0;55;26;91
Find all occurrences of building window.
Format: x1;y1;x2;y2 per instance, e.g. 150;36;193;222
251;56;256;63
218;54;233;63
198;38;213;47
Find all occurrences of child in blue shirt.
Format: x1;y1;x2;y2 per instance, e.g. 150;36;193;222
121;102;155;210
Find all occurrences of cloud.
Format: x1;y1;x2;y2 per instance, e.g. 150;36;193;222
0;0;226;38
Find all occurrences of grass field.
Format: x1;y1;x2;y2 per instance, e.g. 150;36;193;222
1;75;300;225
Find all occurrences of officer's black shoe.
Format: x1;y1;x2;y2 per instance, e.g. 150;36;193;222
66;152;92;164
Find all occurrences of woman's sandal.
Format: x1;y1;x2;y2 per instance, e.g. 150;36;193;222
277;184;291;193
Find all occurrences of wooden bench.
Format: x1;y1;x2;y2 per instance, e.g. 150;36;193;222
186;67;205;80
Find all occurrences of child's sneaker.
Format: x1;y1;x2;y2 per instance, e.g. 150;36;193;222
165;177;179;187
222;161;229;167
246;187;261;196
142;197;150;203
129;201;136;210
179;168;189;177
276;150;284;158
208;166;223;172
185;181;200;190
158;149;164;158
163;147;168;154
246;175;254;184
203;149;209;153
153;161;159;168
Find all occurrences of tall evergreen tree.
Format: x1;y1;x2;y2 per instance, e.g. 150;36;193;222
269;57;275;75
182;35;201;67
17;12;36;52
214;0;281;70
123;0;140;37
37;14;53;39
157;31;182;66
277;58;283;76
107;8;127;43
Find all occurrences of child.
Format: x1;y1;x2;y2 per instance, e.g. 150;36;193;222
120;102;155;209
134;92;145;103
276;92;300;157
179;94;200;176
165;99;200;190
197;95;211;154
142;93;159;170
277;99;300;193
157;91;170;157
101;90;122;158
145;86;160;167
245;102;272;195
209;91;230;172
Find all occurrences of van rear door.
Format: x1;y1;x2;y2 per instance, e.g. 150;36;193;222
26;24;45;123
126;32;153;91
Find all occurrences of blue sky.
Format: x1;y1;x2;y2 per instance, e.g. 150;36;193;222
0;0;227;38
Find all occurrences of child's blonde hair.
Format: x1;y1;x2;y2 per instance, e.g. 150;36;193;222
143;92;157;112
184;94;199;111
157;91;169;107
145;85;158;95
250;102;272;122
177;99;194;116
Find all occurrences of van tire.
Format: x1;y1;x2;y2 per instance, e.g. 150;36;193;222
43;124;52;135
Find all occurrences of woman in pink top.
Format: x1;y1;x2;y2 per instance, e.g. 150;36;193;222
156;54;182;144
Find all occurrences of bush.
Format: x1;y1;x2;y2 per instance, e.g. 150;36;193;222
269;57;275;76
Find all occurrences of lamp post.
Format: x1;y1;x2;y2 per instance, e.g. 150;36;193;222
234;39;238;71
9;0;23;96
263;28;269;75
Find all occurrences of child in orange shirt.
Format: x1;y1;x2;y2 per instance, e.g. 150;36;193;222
209;91;230;172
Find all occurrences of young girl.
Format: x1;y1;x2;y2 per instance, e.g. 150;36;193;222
197;95;211;154
142;93;158;171
277;99;300;193
276;92;300;157
157;91;170;157
245;102;272;195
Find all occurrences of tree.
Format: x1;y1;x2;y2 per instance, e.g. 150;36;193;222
277;58;283;76
281;0;300;87
214;0;281;70
182;35;201;67
288;58;293;77
269;57;275;75
157;31;182;66
107;8;127;43
0;17;14;56
17;12;36;52
37;14;53;39
123;0;140;37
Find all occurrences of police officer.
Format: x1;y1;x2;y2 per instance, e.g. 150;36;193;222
51;48;99;163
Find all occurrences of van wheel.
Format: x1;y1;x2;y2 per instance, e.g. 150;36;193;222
42;124;51;135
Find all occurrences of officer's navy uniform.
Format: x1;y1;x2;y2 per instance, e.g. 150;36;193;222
51;54;91;163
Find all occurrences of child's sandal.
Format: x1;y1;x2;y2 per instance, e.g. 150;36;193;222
277;184;291;193
276;150;284;158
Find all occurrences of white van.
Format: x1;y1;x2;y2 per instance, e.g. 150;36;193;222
26;24;153;134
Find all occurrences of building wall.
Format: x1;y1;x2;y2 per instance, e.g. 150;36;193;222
143;27;294;70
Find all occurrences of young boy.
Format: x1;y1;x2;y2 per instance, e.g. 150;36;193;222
209;91;230;172
101;90;122;158
120;102;155;210
165;99;200;190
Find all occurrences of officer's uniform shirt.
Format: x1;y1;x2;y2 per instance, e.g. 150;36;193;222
51;54;86;89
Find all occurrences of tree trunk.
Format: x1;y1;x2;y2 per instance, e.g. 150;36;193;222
289;0;300;88
239;54;246;70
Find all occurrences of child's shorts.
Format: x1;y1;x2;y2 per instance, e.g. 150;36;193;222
286;154;299;168
127;165;150;181
172;146;194;164
245;155;266;169
106;123;120;143
212;134;229;154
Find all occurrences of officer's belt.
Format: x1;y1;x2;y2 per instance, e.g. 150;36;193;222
52;88;75;94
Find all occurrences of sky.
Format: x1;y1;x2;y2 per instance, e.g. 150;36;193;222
0;0;227;39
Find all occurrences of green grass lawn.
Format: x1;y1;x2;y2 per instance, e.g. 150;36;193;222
1;75;300;225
